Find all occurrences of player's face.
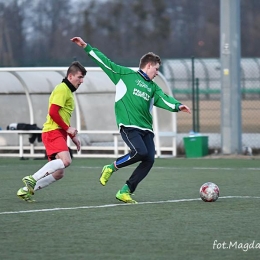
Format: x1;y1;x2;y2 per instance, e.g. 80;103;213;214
146;63;160;80
69;71;84;89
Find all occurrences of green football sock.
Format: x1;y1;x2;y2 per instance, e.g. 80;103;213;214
120;184;130;194
110;162;117;172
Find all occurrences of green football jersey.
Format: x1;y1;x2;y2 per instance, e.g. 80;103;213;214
84;44;182;132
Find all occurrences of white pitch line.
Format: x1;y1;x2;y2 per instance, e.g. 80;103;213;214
78;166;260;171
2;165;260;171
1;196;260;215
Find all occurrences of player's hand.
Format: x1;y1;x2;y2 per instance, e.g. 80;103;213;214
179;104;191;114
71;136;81;151
70;37;87;48
67;126;78;137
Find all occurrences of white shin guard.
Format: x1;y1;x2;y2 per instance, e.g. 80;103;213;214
32;159;65;181
34;174;57;191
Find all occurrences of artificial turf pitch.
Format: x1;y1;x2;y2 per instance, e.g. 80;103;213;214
0;157;260;260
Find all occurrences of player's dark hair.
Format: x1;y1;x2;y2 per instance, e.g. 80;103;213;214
67;61;87;77
139;52;161;69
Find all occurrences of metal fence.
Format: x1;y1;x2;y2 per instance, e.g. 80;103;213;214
162;58;260;150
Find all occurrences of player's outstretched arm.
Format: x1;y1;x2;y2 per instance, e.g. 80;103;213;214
71;37;87;48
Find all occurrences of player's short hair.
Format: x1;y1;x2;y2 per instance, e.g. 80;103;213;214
139;52;161;69
67;61;87;77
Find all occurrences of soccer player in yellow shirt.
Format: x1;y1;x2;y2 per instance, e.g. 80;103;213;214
17;61;87;202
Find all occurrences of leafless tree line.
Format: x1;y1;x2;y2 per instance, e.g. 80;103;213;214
0;0;259;67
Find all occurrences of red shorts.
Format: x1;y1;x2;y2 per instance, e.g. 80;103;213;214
42;129;68;160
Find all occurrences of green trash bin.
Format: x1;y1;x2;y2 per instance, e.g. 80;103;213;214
183;135;208;158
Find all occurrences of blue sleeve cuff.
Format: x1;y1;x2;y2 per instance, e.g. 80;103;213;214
178;103;183;111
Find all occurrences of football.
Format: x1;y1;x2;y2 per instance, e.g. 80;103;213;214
199;182;219;202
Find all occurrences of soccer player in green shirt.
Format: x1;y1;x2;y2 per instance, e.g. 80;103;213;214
71;37;191;204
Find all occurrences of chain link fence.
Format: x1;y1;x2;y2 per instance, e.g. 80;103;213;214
162;58;260;152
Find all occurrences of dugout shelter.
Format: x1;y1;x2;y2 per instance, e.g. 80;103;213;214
0;67;177;158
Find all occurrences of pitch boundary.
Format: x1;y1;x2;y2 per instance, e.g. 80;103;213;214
1;165;260;171
1;196;260;215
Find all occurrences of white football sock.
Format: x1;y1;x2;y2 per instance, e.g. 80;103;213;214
32;159;65;181
34;174;56;191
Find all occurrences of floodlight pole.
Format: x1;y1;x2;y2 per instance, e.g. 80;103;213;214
220;0;242;154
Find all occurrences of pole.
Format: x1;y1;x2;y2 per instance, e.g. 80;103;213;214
191;56;195;132
220;0;242;154
196;78;200;133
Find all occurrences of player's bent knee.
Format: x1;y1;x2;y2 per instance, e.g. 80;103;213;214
52;170;64;180
137;150;149;158
62;158;72;167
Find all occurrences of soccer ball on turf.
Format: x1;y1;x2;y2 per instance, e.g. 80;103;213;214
199;182;219;202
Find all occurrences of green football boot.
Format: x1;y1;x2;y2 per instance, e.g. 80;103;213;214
100;165;115;186
22;175;36;195
116;190;137;204
17;187;35;202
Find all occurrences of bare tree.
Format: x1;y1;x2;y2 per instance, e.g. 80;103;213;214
1;0;260;67
23;0;82;65
81;0;221;63
241;0;260;57
0;0;25;66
